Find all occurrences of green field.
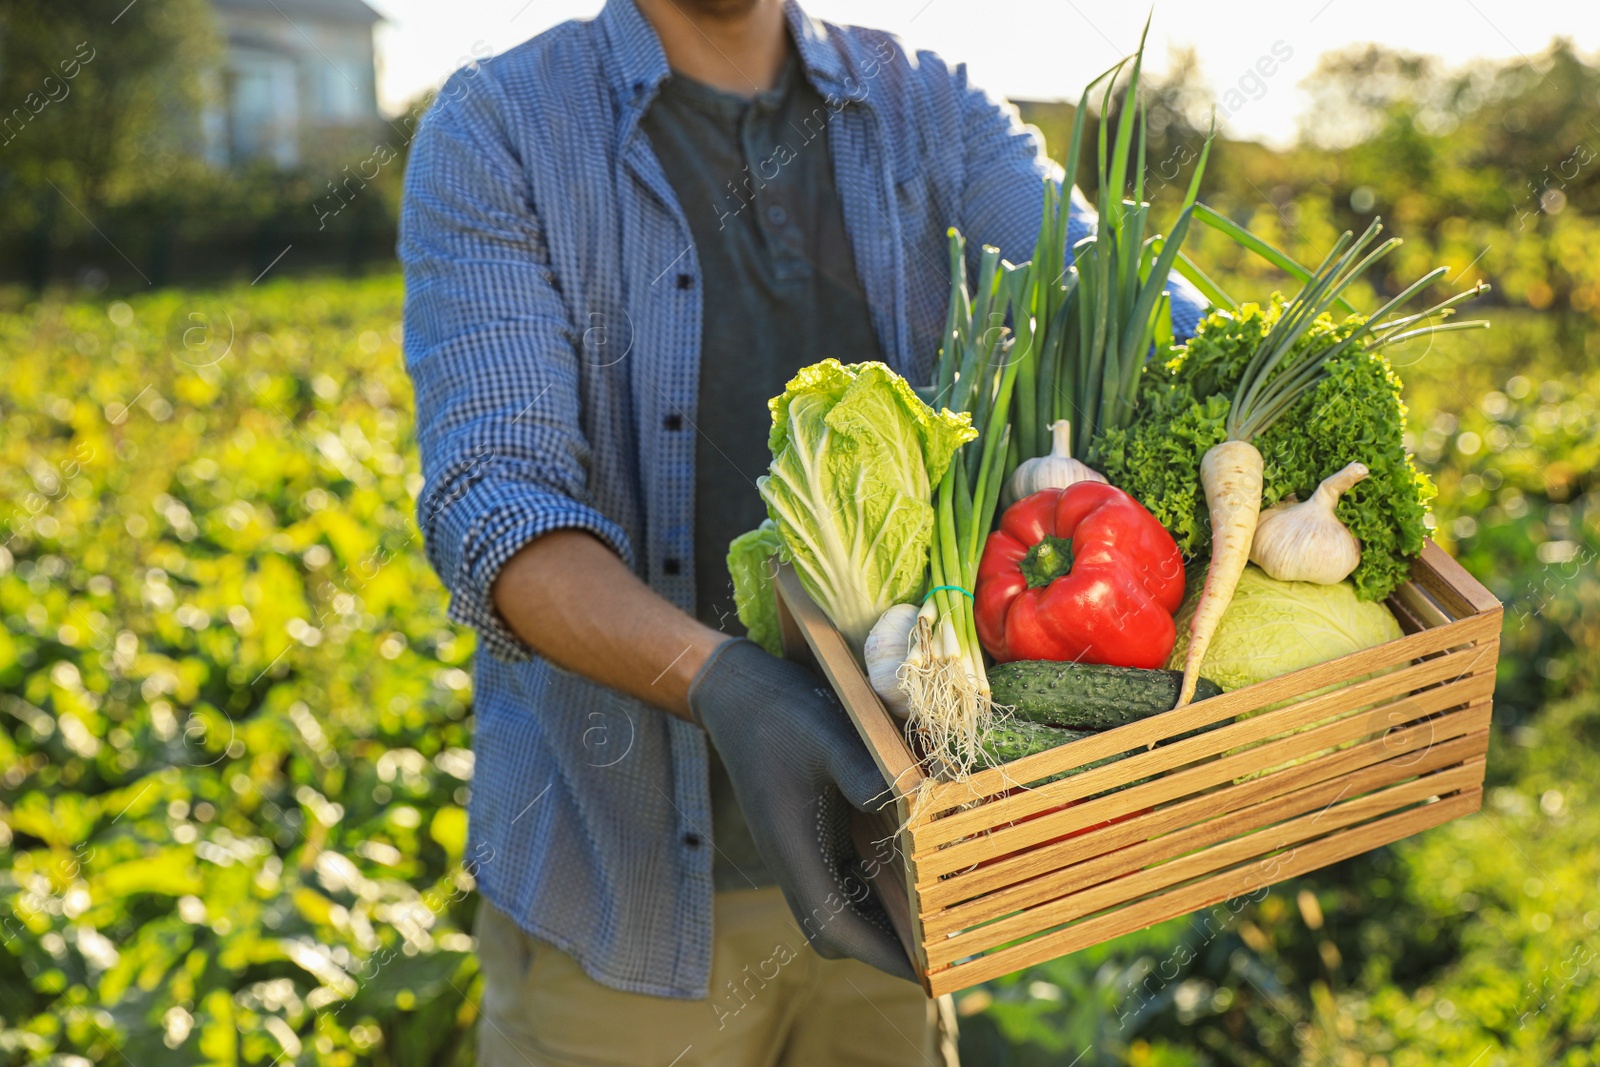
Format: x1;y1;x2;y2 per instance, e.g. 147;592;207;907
1;268;1597;1066
0;280;478;1065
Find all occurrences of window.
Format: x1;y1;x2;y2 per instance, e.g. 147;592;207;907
317;54;369;122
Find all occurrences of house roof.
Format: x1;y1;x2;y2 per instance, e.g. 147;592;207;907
213;0;383;25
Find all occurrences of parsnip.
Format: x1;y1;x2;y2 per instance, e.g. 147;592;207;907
1176;440;1264;706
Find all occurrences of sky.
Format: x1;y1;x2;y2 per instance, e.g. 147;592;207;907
364;0;1600;147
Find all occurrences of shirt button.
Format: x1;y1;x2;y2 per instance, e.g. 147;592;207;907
766;204;787;226
663;558;682;575
676;273;694;289
683;832;703;848
663;414;683;431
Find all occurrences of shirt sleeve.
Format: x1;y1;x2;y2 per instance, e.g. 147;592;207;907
399;67;634;663
950;63;1210;343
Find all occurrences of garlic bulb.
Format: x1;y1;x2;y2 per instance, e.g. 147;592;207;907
1249;461;1370;584
863;603;919;716
1003;420;1107;506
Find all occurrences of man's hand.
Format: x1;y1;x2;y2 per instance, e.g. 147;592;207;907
689;639;916;982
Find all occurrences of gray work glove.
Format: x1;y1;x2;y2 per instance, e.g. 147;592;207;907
688;638;916;982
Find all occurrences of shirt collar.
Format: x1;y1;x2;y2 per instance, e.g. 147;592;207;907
596;0;859;114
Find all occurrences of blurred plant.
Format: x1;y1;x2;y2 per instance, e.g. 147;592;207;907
0;276;482;1065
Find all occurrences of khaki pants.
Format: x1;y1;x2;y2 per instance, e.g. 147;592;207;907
476;887;958;1067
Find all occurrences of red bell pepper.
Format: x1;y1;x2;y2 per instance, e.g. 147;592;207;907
975;483;1185;668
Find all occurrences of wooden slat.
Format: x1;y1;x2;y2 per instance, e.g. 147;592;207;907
917;612;1501;813
1386;593;1429;636
923;755;1484;954
776;564;931;981
925;788;1482;994
915;691;1491;880
849;808;927;989
1414;539;1503;618
921;723;1491;915
773;564;819;672
913;644;1497;853
1390;582;1453;632
773;564;925;794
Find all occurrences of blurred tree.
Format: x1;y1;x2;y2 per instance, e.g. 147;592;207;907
1459;39;1600;222
1298;44;1441;150
1303;39;1600;227
0;0;219;221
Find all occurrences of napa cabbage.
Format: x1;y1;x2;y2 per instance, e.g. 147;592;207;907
754;359;975;649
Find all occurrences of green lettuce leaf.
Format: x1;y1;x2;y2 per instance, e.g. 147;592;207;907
727;522;784;656
759;359;975;649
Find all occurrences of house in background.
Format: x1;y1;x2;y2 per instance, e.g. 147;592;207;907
204;0;383;168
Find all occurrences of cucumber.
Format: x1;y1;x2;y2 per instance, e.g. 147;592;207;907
969;720;1145;787
988;661;1223;731
980;719;1094;763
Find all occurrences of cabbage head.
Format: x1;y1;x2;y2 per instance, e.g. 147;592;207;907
1166;564;1403;691
759;360;976;649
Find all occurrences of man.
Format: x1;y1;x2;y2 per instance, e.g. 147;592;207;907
399;0;1204;1062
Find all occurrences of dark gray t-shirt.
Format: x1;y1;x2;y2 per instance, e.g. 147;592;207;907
641;55;883;890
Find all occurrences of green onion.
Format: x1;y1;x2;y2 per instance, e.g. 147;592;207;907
1224;217;1490;442
1001;24;1214;467
1193;203;1361;317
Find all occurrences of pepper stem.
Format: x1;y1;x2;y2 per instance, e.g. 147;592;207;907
1019;534;1075;589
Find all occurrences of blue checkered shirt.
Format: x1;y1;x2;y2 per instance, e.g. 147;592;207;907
399;0;1205;998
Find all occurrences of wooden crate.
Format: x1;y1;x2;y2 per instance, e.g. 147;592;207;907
772;540;1500;997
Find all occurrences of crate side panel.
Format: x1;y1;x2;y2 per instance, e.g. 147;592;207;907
924;788;1481;995
916;685;1491;878
914;670;1494;873
919;722;1489;911
773;565;924;794
915;627;1499;830
1414;540;1503;617
917;608;1499;815
921;726;1489;931
847;808;927;989
923;757;1484;959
